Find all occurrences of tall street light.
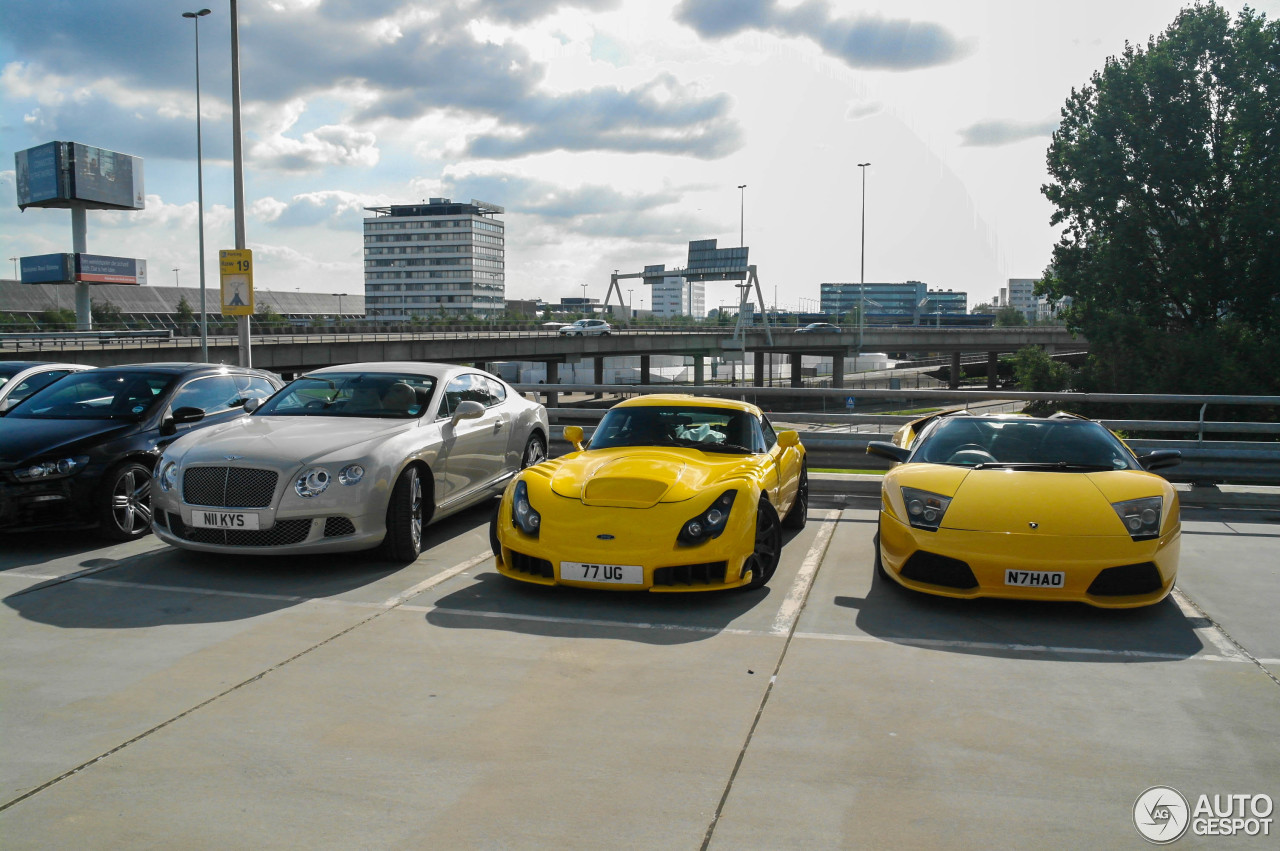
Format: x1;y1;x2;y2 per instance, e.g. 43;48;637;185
183;8;212;363
857;162;871;355
737;184;747;246
9;257;17;281
581;283;588;314
172;267;180;288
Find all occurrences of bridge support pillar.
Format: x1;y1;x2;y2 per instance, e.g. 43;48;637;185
640;355;651;385
988;351;999;389
753;351;765;388
545;361;559;408
832;353;845;389
693;356;704;386
593;356;604;399
949;352;962;389
790;354;802;388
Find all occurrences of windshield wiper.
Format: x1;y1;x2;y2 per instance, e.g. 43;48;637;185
972;461;1115;471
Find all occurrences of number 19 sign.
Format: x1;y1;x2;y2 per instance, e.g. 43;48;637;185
219;249;254;316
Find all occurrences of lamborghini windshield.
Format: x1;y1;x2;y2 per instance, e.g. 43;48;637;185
912;417;1139;470
589;405;761;453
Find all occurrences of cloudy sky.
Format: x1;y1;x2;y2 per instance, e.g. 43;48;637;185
2;0;1275;314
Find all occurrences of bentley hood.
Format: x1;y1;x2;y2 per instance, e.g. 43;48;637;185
549;449;745;508
166;416;412;469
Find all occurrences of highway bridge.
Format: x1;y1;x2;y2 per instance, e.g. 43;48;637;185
0;325;1084;389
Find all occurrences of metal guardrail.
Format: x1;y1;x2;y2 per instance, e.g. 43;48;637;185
521;384;1280;486
0;329;173;343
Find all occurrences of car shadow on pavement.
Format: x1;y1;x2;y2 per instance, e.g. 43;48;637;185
426;572;769;645
835;575;1206;663
1;507;494;630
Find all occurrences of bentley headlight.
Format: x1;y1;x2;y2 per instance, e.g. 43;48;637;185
901;486;951;532
14;456;88;482
295;466;331;498
677;490;737;546
1112;496;1162;541
159;461;179;492
511;480;541;536
338;464;365;486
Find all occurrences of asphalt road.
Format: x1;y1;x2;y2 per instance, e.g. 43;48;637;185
2;497;1278;849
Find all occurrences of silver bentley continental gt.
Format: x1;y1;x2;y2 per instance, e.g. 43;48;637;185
152;362;549;562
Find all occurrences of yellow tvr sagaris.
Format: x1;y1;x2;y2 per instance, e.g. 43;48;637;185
492;395;807;592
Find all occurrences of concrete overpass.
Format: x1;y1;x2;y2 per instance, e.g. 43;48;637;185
0;325;1084;389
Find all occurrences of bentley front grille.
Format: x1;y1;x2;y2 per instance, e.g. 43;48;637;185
183;466;278;508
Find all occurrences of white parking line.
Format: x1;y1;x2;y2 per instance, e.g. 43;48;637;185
770;509;841;635
1171;588;1245;659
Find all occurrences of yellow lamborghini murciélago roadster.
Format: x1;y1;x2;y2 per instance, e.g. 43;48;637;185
866;411;1182;609
491;395;807;591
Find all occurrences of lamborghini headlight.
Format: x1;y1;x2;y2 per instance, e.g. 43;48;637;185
677;490;737;546
901;486;951;532
1112;496;1162;541
511;480;541;536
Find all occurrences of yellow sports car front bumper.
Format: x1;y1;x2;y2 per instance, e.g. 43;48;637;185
494;488;758;592
878;512;1181;608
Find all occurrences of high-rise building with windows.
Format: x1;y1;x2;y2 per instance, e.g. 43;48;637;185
645;265;705;318
1000;278;1037;323
362;198;504;320
820;281;967;321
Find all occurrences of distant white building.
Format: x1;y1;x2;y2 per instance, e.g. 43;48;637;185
646;266;705;319
1000;278;1038;323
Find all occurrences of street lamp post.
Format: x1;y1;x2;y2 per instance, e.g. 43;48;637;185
333;293;345;319
857;162;871;356
172;267;180;288
581;283;588;315
737;184;747;246
627;288;633;319
183;7;212;363
9;257;17;281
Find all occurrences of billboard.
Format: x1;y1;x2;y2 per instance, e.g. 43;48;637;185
75;254;147;285
70;143;145;211
14;143;63;209
685;239;748;281
13;142;145;211
20;253;73;284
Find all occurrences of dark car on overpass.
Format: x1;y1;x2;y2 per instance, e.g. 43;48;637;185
0;363;282;540
795;322;841;334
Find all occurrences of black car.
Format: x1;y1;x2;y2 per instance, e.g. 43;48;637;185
0;362;281;540
796;322;841;334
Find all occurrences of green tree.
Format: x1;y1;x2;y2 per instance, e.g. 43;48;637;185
994;306;1029;327
1041;3;1280;339
91;299;126;329
176;296;197;335
255;301;287;328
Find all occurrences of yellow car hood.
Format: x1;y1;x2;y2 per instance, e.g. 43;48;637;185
939;470;1143;536
550;449;735;508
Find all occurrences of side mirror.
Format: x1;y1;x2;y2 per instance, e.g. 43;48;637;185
1137;449;1181;471
450;399;485;425
160;405;206;436
777;430;800;449
563;425;585;451
243;397;262;413
866;441;911;463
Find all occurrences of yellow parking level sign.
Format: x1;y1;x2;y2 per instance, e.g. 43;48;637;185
219;249;254;316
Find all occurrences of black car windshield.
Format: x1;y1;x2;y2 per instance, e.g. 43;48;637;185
256;372;436;418
589;405;759;453
6;370;177;421
0;363;26;384
911;417;1139;470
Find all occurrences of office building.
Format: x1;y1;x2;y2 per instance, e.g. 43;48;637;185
362;198;504;320
1000;278;1038;323
645;265;705;319
820;281;967;322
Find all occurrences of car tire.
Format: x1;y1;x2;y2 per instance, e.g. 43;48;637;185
743;499;782;589
873;523;888;580
97;460;154;541
381;465;427;563
782;464;808;530
520;433;547;469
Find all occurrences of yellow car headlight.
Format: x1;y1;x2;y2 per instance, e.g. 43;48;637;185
677;490;737;546
512;480;541;536
1112;496;1162;541
901;486;951;532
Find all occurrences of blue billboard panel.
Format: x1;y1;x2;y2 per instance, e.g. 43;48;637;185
20;254;73;284
70;144;145;211
685;238;748;281
14;143;63;209
76;254;147;285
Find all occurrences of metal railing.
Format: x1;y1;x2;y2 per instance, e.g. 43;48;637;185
516;384;1280;486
